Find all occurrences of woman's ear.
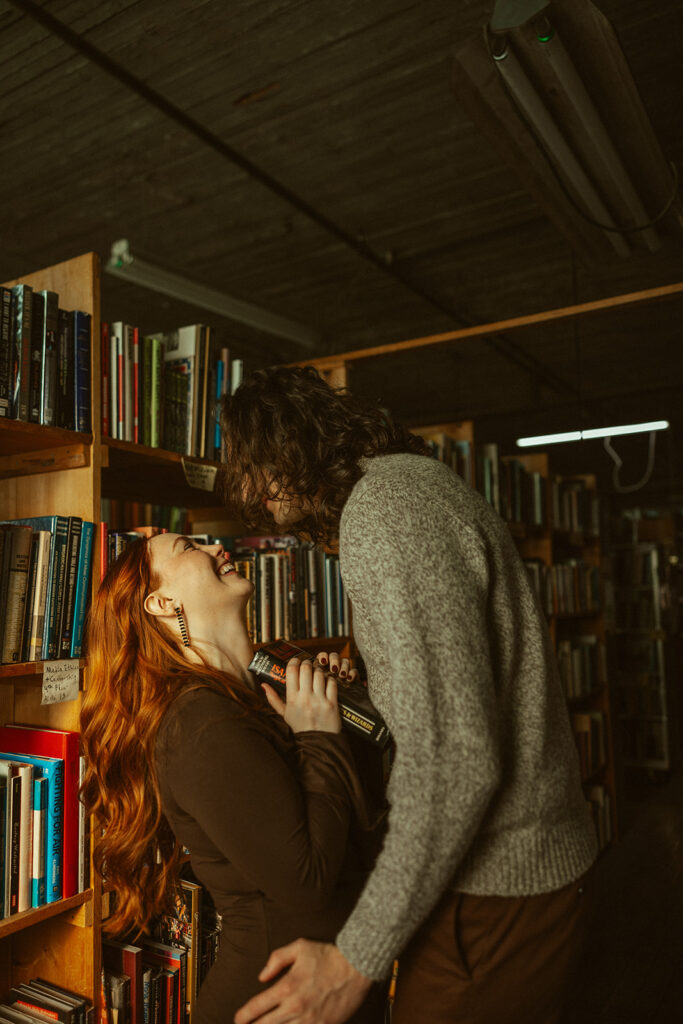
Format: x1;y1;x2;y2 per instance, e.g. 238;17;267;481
144;591;176;618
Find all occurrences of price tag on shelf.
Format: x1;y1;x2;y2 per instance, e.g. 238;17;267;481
42;659;80;705
181;459;218;492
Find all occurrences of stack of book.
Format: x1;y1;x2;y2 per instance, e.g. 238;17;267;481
0;978;91;1022
233;536;350;644
550;476;601;537
101;321;243;458
499;457;547;528
556;635;606;700
523;557;601;617
100;500;189;536
103;868;221;1024
0;284;91;432
0;723;87;917
419;430;473;485
0;517;95;665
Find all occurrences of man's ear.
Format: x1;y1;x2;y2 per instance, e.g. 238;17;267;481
144;591;177;618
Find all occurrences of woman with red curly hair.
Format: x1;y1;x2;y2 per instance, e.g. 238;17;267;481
80;532;384;1024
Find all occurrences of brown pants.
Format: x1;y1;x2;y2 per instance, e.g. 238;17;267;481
392;869;595;1024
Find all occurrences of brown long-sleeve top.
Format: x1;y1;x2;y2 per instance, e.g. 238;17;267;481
154;685;381;1023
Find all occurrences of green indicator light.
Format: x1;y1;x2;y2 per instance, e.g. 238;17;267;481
537;28;554;43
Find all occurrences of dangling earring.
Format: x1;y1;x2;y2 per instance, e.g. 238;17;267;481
174;604;190;647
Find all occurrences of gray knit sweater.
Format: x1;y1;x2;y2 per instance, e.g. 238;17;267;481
335;454;598;981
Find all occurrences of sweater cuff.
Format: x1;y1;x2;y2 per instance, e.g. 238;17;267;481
336;924;397;982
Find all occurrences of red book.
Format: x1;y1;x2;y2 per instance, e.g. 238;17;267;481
0;723;80;899
103;938;143;1024
142;941;184;1024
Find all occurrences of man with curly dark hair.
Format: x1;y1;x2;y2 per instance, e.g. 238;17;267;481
223;366;597;1024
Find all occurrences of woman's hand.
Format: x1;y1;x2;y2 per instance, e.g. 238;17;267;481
262;657;342;734
315;651;359;684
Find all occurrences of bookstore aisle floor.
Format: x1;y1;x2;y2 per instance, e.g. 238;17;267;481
564;767;683;1024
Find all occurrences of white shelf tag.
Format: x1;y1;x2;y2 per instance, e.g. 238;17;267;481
42;659;80;705
181;459;218;491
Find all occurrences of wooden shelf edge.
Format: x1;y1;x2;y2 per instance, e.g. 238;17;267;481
0;889;92;940
0;660;86;680
0;418;93;455
104;438;221;469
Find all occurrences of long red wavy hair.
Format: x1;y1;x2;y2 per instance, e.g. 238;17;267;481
80;537;261;937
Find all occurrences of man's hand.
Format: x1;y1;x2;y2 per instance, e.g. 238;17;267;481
233;939;372;1024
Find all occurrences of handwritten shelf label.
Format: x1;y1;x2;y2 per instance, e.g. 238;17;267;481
42;659;80;705
181;459;218;492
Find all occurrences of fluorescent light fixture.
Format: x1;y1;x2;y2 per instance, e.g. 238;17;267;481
581;420;669;439
491;37;630;258
517;421;669;447
525;26;660;252
105;238;320;349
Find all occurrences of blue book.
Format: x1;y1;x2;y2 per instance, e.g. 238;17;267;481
73;310;92;433
0;750;62;904
214;357;224;454
1;515;69;659
70;520;95;658
31;775;47;906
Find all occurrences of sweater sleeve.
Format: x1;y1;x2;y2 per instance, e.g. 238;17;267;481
158;691;366;913
336;490;502;979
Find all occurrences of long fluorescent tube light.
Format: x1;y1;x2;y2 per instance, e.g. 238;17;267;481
517;421;669;447
106;238;320;349
491;38;629;258
526;27;660;252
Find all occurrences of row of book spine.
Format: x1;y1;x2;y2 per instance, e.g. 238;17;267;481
233;537;350;645
0;977;91;1023
103;870;221;1024
0;284;91;432
101;322;243;459
0;723;86;919
556;634;606;701
524;558;601;617
97;530;351;645
0;518;94;665
420;432;600;536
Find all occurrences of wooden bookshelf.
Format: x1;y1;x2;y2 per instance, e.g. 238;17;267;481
0;253;102;1008
1;253;359;1012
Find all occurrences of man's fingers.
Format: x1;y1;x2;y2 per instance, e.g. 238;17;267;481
260;940;301;981
233;943;299;1023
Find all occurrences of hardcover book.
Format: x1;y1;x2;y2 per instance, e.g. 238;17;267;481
0;724;79;899
0;748;63;904
248;640;391;749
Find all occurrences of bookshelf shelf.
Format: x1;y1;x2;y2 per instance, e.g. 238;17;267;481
0;418;93;457
0;890;92;941
1;252;101;1010
0;660;86;680
103;438;219;469
102;439;223;507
